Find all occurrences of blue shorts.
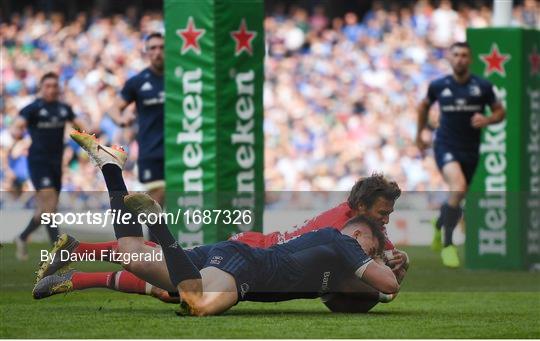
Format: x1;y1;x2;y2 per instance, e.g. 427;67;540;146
434;144;479;185
28;158;62;192
137;158;164;184
197;241;257;300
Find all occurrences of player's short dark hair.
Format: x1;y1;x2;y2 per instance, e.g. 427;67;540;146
343;215;386;256
40;72;59;85
145;32;164;42
347;173;401;210
450;41;471;51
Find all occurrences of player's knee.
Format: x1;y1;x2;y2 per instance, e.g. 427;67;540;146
447;172;467;191
34;209;45;220
182;296;209;316
190;303;211;316
148;188;165;205
117;239;141;254
122;259;145;274
194;300;222;316
116;244;145;272
186;294;222;317
36;200;54;214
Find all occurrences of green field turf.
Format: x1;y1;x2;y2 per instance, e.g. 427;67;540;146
1;243;539;339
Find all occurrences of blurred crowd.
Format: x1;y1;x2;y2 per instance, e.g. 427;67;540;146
263;0;537;191
1;7;164;205
1;0;538;206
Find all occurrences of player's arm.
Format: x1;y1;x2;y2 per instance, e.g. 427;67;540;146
385;249;409;283
10;116;27;140
471;101;505;128
379;229;409;283
416;82;436;151
108;97;135;127
471;82;506;128
64;104;88;133
70;117;88;133
416;98;432;151
357;259;399;295
489;102;505;124
336;234;399;294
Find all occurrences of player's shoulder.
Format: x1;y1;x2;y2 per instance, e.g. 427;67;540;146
429;74;452;86
58;101;73;110
126;68;150;85
57;101;74;117
20;99;41;114
26;98;42;109
426;76;452;98
470;74;494;88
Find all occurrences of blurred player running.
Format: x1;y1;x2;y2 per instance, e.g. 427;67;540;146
33;131;399;315
107;32;165;232
416;42;505;268
10;72;86;260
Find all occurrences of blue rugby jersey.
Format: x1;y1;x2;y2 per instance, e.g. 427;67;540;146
19;99;75;160
187;228;373;302
120;68;164;162
426;74;497;150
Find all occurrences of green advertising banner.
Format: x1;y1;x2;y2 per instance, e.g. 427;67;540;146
465;28;540;270
164;0;264;247
523;29;540;270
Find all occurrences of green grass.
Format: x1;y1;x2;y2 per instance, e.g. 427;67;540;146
1;243;539;338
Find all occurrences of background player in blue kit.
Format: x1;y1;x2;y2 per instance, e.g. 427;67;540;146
108;32;165;226
10;72;86;260
415;42;505;268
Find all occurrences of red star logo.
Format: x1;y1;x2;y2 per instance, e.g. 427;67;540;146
230;19;257;56
177;17;205;55
479;43;511;78
529;45;540;76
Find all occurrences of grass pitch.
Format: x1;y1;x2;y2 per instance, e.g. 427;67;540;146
1;243;539;338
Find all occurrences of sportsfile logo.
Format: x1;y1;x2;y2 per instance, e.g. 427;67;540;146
478;86;507;256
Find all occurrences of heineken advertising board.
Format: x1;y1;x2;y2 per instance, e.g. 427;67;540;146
164;0;264;246
466;28;540;270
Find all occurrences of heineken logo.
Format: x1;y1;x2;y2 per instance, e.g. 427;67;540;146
165;5;264;243
176;67;204;247
232;70;256;231
230;19;257;56
480;43;511;78
529;45;540;76
177;17;205;55
478;85;508;256
177;68;203;192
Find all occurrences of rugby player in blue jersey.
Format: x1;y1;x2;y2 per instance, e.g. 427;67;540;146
108;32;165;235
416;42;505;267
11;72;86;260
33;132;399;316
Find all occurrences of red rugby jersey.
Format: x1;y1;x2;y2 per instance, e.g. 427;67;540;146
230;202;395;251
